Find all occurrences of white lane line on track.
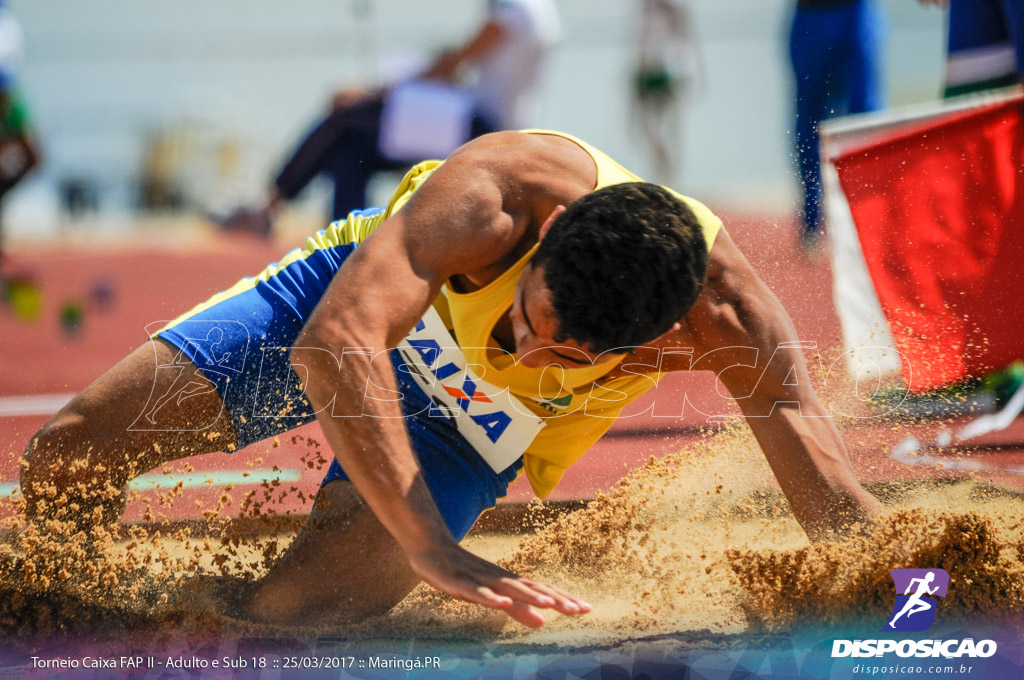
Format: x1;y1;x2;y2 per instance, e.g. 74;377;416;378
0;393;75;417
0;468;303;498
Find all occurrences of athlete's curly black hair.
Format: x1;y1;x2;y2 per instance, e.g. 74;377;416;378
532;182;709;353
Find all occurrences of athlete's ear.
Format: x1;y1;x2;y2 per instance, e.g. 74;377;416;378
538;205;566;241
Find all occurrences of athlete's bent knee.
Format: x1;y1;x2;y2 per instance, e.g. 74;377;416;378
20;407;109;521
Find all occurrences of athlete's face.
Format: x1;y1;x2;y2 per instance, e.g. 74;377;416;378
509;263;619;370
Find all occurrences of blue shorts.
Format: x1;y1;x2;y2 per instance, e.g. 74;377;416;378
156;211;521;540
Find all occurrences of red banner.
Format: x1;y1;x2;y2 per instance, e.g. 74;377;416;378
834;100;1024;391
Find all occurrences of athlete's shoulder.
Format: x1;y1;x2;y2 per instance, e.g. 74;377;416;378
453;129;583;158
446;130;595;197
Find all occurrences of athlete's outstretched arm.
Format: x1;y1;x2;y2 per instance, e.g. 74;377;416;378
288;152;589;627
664;229;881;540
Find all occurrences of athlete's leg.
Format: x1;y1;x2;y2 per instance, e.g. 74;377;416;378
21;338;236;525
244;479;421;625
37;215;377;527
20;236;348;527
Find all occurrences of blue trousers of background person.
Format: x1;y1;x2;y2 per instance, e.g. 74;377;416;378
945;0;1024;97
273;94;496;221
789;0;887;240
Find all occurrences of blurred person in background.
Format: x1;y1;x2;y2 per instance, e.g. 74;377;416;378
918;0;1024;97
221;0;560;237
0;0;40;272
630;0;702;187
788;0;887;252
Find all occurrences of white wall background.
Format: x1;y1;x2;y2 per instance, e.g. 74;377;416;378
6;0;947;232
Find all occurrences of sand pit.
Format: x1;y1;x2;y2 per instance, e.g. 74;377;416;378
1;424;1022;668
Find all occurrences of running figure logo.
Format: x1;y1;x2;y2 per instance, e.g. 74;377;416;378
883;569;949;632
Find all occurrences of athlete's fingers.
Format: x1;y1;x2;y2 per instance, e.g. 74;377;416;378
465;577;569;617
518;578;591;614
469;584;514;610
453;576;587;627
487;576;591;616
507;580;578;613
461;585;547;628
487;576;560;609
408;545;587;626
502;601;546;629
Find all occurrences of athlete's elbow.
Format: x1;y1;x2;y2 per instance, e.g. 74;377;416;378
293;320;328;356
291;320;379;391
289;328;355;410
289;322;339;379
293;316;365;360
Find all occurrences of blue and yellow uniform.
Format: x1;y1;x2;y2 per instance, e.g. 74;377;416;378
157;130;721;537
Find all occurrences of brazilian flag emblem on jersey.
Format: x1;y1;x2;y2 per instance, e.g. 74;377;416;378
537;393;573;413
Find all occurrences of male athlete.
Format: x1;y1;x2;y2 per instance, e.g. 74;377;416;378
21;130;881;628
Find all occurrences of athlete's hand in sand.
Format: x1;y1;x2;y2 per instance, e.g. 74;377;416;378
408;541;591;628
